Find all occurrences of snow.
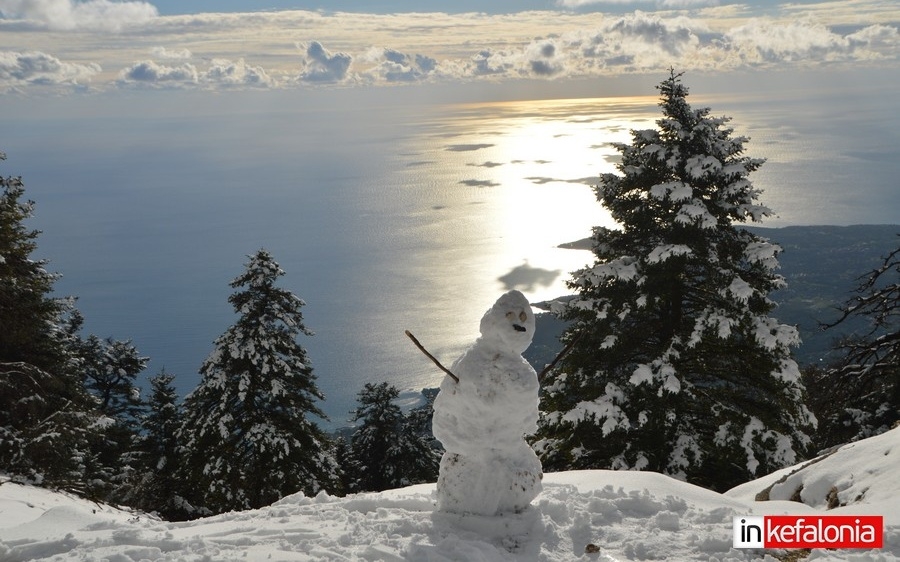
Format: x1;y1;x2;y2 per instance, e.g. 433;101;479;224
726;427;900;517
3;428;899;561
646;244;692;264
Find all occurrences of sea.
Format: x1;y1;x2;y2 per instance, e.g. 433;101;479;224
4;77;899;428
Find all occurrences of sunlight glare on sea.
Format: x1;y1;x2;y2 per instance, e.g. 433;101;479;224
7;84;897;426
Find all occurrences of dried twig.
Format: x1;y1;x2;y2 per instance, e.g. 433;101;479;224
538;331;583;382
405;330;459;383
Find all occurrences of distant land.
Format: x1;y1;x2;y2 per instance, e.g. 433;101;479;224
526;224;900;370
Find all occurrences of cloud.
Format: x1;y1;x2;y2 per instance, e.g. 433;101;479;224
4;4;898;94
846;24;900;58
204;58;272;87
117;57;273;89
0;0;157;31
556;0;646;6
725;19;854;64
469;49;517;76
0;49;100;90
457;13;701;79
117;59;198;87
605;12;699;56
299;41;352;83
150;46;191;60
363;47;438;83
555;0;718;7
527;40;564;76
720;19;900;66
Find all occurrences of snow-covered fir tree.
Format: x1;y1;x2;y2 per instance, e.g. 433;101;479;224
346;382;440;493
0;153;98;490
79;335;147;420
535;72;816;491
405;388;441;452
177;249;338;513
75;334;149;501
129;370;196;520
812;237;900;447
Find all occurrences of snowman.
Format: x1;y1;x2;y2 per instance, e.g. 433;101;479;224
431;290;542;516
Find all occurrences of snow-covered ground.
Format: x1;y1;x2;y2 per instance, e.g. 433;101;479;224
2;427;898;561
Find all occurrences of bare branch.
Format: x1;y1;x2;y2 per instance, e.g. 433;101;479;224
404;330;459;384
538;331;584;382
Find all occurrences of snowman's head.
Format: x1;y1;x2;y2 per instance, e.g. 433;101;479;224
479;290;535;354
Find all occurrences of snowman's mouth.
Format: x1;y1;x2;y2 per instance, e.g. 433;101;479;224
513;324;527;332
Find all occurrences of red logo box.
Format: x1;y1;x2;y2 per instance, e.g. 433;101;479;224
734;515;884;549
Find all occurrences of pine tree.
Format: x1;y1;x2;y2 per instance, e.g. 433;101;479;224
813;238;900;447
405;388;441;452
72;334;150;501
129;370;197;519
0;153;70;373
0;152;97;489
79;335;147;420
535;71;816;491
178;249;338;513
346;382;440;492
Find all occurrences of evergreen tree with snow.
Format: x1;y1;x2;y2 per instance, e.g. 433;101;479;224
405;388;441;452
129;370;196;519
812;238;900;447
346;382;440;492
73;334;149;501
535;71;815;491
178;249;338;513
79;335;147;421
0;153;98;490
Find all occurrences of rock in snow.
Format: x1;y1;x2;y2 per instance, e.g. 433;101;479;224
1;428;900;560
432;290;542;516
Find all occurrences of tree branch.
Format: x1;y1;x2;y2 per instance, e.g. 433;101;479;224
538;331;585;383
404;330;459;383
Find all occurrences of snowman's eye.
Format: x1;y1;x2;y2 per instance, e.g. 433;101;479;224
506;311;515;321
519;311;527;322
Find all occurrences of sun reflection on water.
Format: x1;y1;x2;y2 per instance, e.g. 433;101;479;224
406;96;656;305
375;96;659;397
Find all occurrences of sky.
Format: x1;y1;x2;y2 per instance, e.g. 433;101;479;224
1;0;898;95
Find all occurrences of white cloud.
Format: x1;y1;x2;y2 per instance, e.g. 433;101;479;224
117;59;198;87
526;40;565;76
725;19;853;64
556;0;718;8
362;47;438;83
468;49;518;77
150;46;192;60
0;49;100;90
116;57;275;89
298;41;352;83
847;24;900;57
556;0;648;7
203;58;272;87
0;0;157;31
2;4;897;94
659;0;719;8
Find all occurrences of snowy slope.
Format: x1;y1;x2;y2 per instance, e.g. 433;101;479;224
2;428;898;561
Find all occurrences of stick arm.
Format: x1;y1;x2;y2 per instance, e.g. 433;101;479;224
405;330;460;384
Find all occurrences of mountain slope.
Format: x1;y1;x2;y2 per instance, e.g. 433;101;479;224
2;427;898;561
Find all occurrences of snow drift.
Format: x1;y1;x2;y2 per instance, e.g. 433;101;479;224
1;427;898;561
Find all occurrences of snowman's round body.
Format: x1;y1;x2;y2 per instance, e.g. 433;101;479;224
432;290;543;515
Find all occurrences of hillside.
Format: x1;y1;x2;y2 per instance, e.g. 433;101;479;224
2;427;898;561
748;225;900;365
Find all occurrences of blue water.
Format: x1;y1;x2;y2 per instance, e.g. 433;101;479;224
3;83;899;428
